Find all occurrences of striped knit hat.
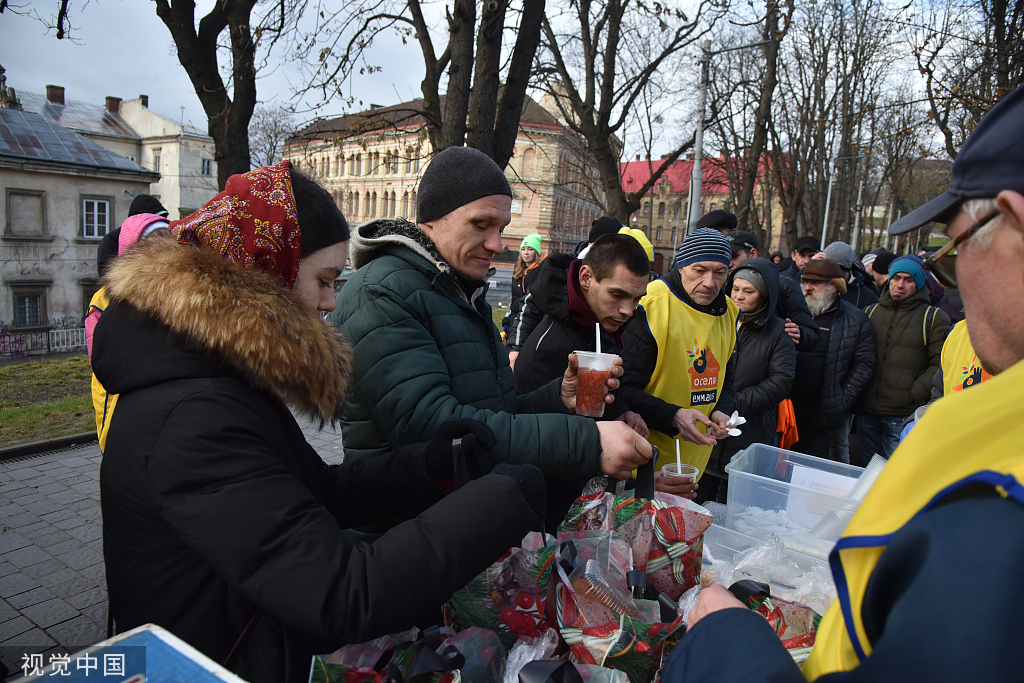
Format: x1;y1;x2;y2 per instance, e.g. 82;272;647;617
674;228;733;268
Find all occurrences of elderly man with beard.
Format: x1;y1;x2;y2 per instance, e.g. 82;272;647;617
789;259;875;461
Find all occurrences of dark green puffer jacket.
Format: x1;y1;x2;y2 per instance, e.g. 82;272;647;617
327;218;602;476
858;285;951;417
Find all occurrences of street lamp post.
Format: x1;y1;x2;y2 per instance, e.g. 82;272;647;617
685;38;772;237
820;154;864;251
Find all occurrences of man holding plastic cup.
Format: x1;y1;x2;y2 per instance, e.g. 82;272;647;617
663;85;1024;683
620;228;738;495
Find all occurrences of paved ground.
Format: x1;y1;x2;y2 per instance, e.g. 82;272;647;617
0;415;345;679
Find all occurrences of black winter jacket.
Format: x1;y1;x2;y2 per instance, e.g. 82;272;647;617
505;264;543;350
708;259;795;472
512;253;628;419
619;268;736;435
797;299;876;430
842;269;880;309
93;238;536;683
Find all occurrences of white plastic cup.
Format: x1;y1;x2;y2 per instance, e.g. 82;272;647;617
661;463;699;482
575;350;618;418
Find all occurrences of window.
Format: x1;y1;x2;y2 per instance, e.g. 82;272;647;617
152;150;161;173
709;203;717;212
406;156;412;173
402;192;409;217
383;153;390;175
656;226;663;241
642;225;649;236
523;149;536;177
373;152;380;175
413;155;420;173
7;280;50;329
5;190;46;237
671;226;678;243
390;191;397;217
391;156;399;174
658;202;665;218
381;192;388;216
338;157;345;177
643;202;650;215
201;158;213;176
353;193;359;216
368;192;375;216
81;198;111;239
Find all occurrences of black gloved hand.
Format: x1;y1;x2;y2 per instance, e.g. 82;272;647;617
491;463;547;525
425;419;497;489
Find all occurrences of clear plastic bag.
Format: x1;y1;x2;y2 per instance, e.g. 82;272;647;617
502;628;560;683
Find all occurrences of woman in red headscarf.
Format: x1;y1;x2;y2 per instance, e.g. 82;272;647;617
91;162;542;683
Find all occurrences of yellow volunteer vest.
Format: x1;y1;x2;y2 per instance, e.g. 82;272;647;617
802;357;1024;679
941;321;991;394
639;279;738;477
88;288;117;452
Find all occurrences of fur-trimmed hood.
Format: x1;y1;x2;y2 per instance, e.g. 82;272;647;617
98;235;353;422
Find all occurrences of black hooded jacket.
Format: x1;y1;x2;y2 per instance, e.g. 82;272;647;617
707;259;796;472
512;253;628;419
92;238;536;683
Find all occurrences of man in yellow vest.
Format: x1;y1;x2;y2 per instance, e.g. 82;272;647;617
620;227;738;496
664;85;1024;682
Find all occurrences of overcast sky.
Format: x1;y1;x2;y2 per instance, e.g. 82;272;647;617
2;0;428;132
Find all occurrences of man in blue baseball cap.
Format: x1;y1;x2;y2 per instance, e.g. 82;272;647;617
662;85;1024;683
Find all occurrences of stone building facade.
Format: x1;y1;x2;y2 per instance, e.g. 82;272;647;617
0;103;158;342
19;85;218;219
621;156;784;273
283;95;605;257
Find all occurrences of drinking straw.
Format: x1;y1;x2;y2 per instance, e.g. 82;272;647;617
595;323;601;354
676;439;682;476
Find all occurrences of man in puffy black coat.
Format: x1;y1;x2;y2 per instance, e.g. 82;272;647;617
705;258;795;500
727;230;820;351
790;258;876;460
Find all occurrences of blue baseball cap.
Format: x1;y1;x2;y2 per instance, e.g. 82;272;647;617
889;85;1024;234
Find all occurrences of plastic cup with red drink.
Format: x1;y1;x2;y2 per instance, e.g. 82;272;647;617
575;350;618;418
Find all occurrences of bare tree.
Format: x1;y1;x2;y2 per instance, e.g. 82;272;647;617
293;0;544;169
27;0;301;188
904;0;1024;159
534;0;722;222
249;104;297;167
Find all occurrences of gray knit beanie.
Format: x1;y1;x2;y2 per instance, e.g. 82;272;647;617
824;241;855;270
734;268;769;302
674;228;732;268
416;146;513;223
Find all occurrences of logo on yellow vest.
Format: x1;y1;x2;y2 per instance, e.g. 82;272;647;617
687;340;720;406
954;358;991;391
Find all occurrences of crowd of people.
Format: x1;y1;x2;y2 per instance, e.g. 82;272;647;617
82;84;1024;682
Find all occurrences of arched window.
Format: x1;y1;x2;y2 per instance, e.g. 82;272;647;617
373;152;380;175
656;226;664;241
402;192;409;217
391;155;398;174
337;157;344;177
642;225;649;236
522;148;536;177
709;202;717;212
658;202;665;218
388;191;395;217
671;226;678;243
364;192;371;216
381;192;388;216
383;153;390;175
353;193;359;216
355;155;362;176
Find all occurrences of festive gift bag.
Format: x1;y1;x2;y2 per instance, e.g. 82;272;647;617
730;580;822;668
309;627;473;683
553;531;686;683
445;532;559;651
645;498;714;600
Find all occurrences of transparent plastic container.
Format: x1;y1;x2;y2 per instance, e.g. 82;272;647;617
724;443;864;545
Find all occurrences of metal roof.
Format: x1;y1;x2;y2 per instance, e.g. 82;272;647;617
0;106;158;176
19;91;140;140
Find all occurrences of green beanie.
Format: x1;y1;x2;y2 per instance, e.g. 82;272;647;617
520;233;542;255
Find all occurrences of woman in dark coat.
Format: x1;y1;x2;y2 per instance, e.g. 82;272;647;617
705;258;796;501
92;162;540;683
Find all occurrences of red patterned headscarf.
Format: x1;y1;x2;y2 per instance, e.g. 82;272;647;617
170;161;303;287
